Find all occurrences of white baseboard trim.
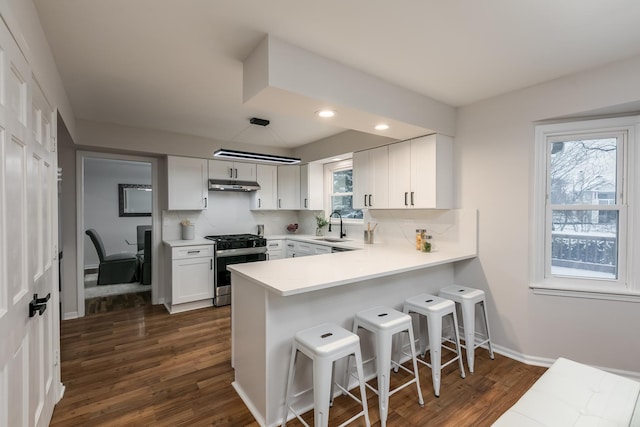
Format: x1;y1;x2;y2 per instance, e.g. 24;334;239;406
63;311;78;320
491;344;640;381
232;381;267;427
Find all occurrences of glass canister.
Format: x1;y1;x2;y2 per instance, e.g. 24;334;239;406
415;229;425;250
421;234;433;252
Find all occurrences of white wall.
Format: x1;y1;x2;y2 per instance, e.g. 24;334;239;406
454;54;640;374
83;158;151;268
1;0;75;139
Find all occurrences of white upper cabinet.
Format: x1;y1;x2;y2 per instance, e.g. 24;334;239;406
388;134;452;209
277;165;301;209
300;163;324;210
167;156;208;210
253;164;278;210
208;159;256;181
353;146;389;209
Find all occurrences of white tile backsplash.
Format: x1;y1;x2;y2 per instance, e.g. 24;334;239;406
162;191;475;253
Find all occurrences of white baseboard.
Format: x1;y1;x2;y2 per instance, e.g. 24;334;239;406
232;381;267;427
491;343;640;381
63;311;78;320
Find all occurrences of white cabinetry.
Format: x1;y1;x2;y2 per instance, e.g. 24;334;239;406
165;244;214;313
285;240;332;257
208;159;256;181
266;239;285;260
277;165;301;209
300;163;323;210
388;134;452;209
253;164;278;210
167;156;208;210
285;241;296;258
353;146;389;209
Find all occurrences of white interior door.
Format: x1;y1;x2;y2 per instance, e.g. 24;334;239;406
0;19;60;427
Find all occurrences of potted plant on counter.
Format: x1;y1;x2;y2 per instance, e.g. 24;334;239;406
315;214;329;236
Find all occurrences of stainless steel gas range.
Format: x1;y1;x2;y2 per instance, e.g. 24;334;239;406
204;234;267;306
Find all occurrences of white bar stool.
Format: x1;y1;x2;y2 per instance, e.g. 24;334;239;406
403;294;466;397
438;285;494;373
345;306;424;427
282;323;371;427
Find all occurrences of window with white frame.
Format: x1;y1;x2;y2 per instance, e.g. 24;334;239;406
532;116;640;300
324;160;363;220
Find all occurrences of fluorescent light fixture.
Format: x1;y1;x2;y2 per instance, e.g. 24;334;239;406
374;123;389;130
213;149;301;165
317;109;336;118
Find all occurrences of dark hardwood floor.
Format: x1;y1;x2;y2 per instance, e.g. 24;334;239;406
51;303;546;426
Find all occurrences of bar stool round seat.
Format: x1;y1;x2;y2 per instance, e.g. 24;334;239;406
346;306;424;427
282;323;371;427
403;294;466;397
438;285;494;373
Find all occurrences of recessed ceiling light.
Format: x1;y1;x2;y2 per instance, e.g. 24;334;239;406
374;123;389;131
317;109;336;118
331;157;342;162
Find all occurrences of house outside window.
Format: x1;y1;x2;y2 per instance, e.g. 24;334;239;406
532;116;640;301
324;160;363;220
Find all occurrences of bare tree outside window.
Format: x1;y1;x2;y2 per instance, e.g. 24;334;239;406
548;136;620;279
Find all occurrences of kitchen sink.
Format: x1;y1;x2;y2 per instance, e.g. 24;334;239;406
313;237;352;243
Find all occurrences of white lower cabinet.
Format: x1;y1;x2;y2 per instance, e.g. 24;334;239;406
284;240;333;257
266;239;285;260
165;244;214;313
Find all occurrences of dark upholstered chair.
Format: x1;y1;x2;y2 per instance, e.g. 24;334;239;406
137;229;151;285
85;229;139;285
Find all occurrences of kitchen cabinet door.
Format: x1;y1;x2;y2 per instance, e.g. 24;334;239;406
353;146;389;209
388;134;452;209
208;159;256;181
277;165;301;209
266;239;284;260
410;134;452;209
388;141;412;208
167;156;208;210
353;150;369;210
170;245;214;306
253;164;278;210
300;163;323;210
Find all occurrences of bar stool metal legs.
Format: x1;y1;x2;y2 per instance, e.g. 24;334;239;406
282;323;371;427
403;294;466;397
347;306;424;427
439;285;494;373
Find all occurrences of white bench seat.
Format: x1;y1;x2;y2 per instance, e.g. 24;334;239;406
493;357;640;427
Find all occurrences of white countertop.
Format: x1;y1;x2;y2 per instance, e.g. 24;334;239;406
163;237;214;247
228;241;475;296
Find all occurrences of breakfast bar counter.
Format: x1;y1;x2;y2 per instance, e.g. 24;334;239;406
228;210;477;427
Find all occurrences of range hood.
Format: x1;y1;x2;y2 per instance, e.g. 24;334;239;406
208;179;261;192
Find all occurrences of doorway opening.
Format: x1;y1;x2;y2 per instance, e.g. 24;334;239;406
77;152;160;317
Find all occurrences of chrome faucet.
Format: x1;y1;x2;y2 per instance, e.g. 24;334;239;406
328;211;346;238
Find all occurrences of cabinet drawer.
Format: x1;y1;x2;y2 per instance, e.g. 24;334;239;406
314;245;332;254
267;240;283;250
172;245;214;259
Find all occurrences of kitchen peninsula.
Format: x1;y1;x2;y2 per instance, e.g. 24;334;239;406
229;209;477;426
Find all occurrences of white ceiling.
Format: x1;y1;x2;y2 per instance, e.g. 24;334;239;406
34;0;640;149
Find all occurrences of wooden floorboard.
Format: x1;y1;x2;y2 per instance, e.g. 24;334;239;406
51;303;546;426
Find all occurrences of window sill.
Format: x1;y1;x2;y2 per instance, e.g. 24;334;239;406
530;283;640;303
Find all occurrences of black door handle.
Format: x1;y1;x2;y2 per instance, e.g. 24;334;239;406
29;293;50;317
